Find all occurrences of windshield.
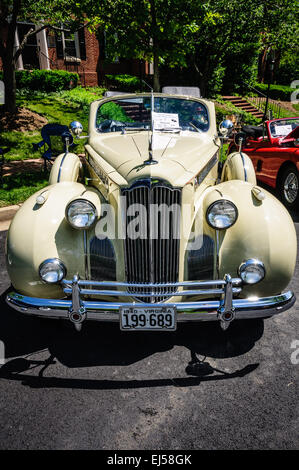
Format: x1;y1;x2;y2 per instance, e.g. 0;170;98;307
96;96;209;133
269;118;299;138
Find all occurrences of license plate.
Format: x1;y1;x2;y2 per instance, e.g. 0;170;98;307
120;306;176;331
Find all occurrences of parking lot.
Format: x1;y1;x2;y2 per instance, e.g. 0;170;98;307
0;217;298;450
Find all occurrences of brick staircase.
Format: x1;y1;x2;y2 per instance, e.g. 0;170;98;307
222;96;264;119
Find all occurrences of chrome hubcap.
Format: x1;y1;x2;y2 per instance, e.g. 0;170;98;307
284;172;298;204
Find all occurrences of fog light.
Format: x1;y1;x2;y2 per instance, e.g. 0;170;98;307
39;258;66;284
238;259;265;284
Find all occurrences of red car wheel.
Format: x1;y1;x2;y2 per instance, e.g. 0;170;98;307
278;166;299;209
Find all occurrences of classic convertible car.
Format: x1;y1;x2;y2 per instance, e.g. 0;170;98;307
5;90;297;332
228;117;299;209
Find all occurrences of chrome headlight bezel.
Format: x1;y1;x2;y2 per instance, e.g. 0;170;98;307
206;199;238;230
66;199;98;230
39;258;67;284
238;259;266;285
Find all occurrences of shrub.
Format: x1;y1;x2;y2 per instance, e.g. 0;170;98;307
105;74;143;92
0;70;79;92
214;96;260;126
253;83;294;101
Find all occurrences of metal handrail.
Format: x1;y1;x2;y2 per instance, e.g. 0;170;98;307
244;81;283;119
39;50;57;68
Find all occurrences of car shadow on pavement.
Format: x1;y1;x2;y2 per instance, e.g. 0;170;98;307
0;289;261;389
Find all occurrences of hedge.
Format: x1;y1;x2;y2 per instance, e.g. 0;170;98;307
0;70;79;92
253;83;294;101
105;74;144;92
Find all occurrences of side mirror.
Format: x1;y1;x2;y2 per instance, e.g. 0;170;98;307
61;131;73;153
70;121;83;137
219;119;234;137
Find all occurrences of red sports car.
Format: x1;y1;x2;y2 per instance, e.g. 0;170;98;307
229;117;299;209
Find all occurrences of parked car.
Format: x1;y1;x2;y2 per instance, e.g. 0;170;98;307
6;91;297;333
228;117;299;209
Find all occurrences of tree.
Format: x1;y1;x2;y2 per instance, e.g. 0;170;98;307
0;0;84;112
85;0;205;91
257;0;299;83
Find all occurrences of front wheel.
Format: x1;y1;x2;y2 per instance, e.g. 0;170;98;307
278;167;299;210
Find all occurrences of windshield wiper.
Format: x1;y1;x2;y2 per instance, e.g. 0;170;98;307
188;122;202;133
155;127;182;133
122;126;149;134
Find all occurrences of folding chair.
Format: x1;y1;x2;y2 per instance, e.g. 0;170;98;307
33;123;76;172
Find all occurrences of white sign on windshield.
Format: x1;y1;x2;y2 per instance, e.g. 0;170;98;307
152;112;179;130
274;124;292;136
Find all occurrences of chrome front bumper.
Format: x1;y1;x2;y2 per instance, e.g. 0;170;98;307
6;275;296;329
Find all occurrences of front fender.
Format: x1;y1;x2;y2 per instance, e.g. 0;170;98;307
49;152;82;184
221;151;256;185
6;182;101;298
204;180;296;297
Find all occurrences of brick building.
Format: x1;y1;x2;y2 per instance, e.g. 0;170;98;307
0;22;147;87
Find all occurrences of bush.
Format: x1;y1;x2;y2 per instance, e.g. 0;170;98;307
105;74;143;92
0;70;79;92
214;96;260;126
253;83;294;101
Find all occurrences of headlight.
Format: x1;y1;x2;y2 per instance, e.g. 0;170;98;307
39;258;66;283
238;259;265;284
206;200;238;229
66;199;97;229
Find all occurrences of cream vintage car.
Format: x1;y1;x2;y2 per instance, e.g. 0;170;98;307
5;89;297;332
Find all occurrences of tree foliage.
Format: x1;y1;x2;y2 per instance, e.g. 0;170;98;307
0;0;84;111
84;0;298;95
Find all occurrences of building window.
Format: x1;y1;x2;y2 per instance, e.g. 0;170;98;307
63;30;79;60
17;23;39;69
55;25;86;62
47;30;56;48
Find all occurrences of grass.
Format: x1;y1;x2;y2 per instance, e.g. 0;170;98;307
0;172;48;207
0;86;106;207
0;86;106;161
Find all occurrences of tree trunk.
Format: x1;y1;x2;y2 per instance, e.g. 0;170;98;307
153;49;160;92
2;54;17;113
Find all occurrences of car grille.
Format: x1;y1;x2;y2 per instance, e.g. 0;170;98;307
90;236;116;282
122;180;181;302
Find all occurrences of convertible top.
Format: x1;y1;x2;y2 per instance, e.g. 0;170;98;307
241;125;264;140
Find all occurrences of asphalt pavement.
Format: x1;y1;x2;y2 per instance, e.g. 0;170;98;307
0;214;298;450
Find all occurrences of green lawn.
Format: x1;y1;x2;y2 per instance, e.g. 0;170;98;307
0;172;48;207
0;87;106;161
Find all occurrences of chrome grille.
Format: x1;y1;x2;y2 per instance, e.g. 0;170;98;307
123;181;181;302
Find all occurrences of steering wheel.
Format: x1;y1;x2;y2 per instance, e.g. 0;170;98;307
98;120;126;132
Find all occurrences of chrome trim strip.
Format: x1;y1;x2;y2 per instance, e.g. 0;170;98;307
57;152;67;183
83;230;89;280
6;290;295;321
215;230;220;278
240;151;247;182
195;152;218;187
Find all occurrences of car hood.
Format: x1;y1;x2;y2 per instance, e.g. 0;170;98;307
87;131;218;187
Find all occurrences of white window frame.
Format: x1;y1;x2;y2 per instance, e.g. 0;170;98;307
62;28;81;61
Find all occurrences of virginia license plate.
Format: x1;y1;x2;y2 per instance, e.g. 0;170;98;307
120;306;176;331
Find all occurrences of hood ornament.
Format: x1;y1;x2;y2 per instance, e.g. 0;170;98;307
142;81;158;166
